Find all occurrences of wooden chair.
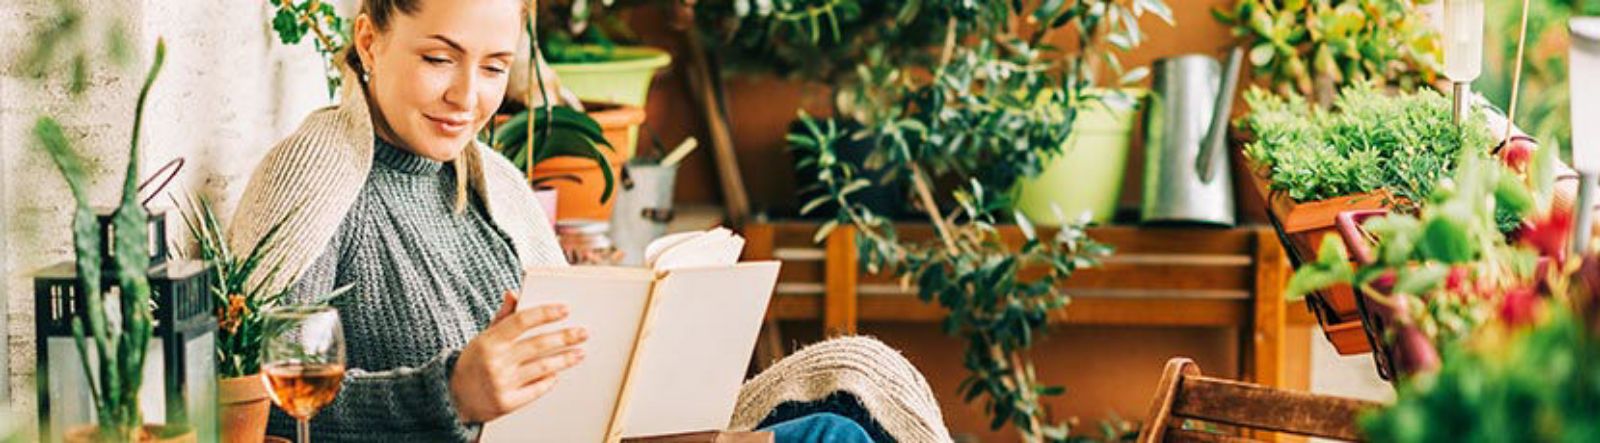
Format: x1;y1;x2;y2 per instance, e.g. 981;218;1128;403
1137;358;1383;442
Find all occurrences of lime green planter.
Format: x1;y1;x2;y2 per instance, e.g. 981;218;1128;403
1013;91;1143;225
550;45;672;108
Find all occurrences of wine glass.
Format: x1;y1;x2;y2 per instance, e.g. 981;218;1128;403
261;305;346;443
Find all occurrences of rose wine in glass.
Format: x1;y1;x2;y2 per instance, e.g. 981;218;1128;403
262;305;346;443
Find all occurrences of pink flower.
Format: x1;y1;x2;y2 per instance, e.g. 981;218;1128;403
1520;209;1574;264
1393;325;1440;375
1499;286;1542;328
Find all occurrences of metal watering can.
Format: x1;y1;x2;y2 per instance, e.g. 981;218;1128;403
1140;48;1245;226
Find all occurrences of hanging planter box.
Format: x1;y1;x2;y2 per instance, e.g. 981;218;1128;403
1245;161;1390;354
1335;209;1400;379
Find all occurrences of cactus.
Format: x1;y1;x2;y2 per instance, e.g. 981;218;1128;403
33;38;166;442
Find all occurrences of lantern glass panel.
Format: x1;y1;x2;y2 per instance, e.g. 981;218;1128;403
33;258;216;443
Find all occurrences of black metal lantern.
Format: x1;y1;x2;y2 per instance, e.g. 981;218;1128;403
33;211;217;443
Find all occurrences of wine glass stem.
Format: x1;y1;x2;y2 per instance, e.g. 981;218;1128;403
298;418;310;443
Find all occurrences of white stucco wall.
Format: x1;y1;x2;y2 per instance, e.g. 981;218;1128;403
1;0;330;429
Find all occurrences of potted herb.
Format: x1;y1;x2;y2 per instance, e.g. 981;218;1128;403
1241;84;1494;352
785;0;1165;440
1287;153;1551;379
34;39;196;443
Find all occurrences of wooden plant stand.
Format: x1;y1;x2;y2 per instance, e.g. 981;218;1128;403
742;221;1308;388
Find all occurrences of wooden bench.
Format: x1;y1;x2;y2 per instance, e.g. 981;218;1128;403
742;221;1309;387
1136;358;1382;442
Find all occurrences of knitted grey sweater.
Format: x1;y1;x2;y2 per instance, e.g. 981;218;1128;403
265;138;521;441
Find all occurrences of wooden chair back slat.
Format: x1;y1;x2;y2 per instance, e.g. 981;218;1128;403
1165;428;1257;443
1138;358;1383;443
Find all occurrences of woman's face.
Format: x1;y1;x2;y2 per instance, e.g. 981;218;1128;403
353;0;522;162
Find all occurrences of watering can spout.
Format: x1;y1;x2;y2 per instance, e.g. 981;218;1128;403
1195;47;1245;183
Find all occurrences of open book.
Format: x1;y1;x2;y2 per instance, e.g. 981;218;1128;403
480;228;781;442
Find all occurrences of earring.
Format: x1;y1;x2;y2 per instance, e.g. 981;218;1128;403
362;68;371;83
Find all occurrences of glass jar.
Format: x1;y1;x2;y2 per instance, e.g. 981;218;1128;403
555;220;621;265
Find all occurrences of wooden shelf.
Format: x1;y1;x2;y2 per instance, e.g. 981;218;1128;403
743;221;1305;387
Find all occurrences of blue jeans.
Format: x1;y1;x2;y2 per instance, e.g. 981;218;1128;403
760;413;873;443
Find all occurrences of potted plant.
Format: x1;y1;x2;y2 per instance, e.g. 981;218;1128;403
1241;84;1494;352
502;0;666;162
493;103;622;221
177;196;346;443
535;0;671;108
1287;152;1554;379
34;39;196;443
1358;173;1599;442
784;0;1166;440
1213;0;1440;105
701;0;1168;224
1012;89;1145;225
1361;284;1600;441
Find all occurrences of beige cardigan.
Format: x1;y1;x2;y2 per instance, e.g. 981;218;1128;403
227;79;567;294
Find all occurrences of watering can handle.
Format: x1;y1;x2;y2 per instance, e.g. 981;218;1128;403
1195;47;1245;184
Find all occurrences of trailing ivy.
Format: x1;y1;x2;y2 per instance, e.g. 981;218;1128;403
1242;84;1494;212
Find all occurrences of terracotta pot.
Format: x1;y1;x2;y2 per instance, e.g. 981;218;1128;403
585;102;646;161
531;102;642;221
1246;162;1389;355
219;374;271;443
65;424;196;443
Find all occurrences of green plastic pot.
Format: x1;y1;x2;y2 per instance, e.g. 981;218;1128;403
550;45;672;108
1013;90;1144;225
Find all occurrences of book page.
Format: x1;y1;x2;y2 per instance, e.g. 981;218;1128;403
480;267;655;443
619;261;782;437
650;228;744;271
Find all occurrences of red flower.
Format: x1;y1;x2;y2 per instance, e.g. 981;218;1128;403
1520;208;1574;264
1499;286;1542;328
1445;266;1469;292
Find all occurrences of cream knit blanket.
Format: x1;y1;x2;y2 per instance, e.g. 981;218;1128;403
733;336;954;442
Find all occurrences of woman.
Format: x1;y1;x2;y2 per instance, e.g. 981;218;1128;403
229;0;950;441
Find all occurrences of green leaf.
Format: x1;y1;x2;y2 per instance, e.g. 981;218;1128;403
1249;43;1276;66
1285;235;1354;300
1394;264;1448;296
1418;217;1476;264
813;219;839;244
1493;171;1534;220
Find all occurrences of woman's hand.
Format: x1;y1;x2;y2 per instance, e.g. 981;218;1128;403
450;291;588;423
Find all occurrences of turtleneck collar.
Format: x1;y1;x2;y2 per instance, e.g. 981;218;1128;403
373;136;444;176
